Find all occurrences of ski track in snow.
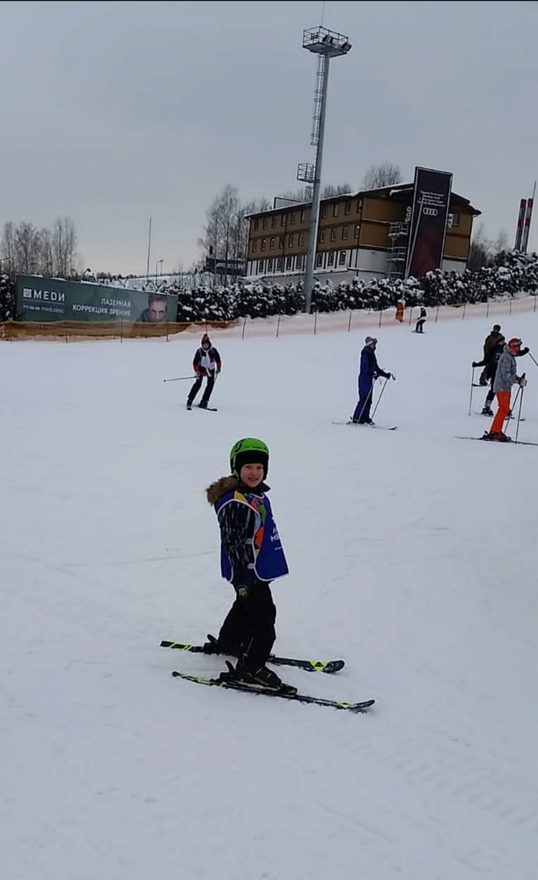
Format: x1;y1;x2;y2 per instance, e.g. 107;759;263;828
1;311;538;880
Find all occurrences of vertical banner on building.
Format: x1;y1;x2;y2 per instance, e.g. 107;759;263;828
514;198;527;251
405;167;453;278
521;198;534;253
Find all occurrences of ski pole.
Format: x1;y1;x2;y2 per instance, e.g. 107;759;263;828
163;376;196;382
504;384;522;433
371;377;390;420
355;384;374;423
468;366;475;416
515;383;525;443
528;351;538;369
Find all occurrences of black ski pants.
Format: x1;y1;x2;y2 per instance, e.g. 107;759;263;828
187;373;215;406
217;582;276;670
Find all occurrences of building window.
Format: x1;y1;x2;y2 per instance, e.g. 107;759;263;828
316;253;323;268
281;214;286;226
298;232;304;245
290;212;296;225
319;230;325;243
267;258;274;272
277;257;284;271
258;259;264;273
271;215;276;228
356;199;361;213
278;236;284;248
330;228;337;241
333;203;339;217
288;233;295;246
342;225;349;240
354;225;360;238
344;202;351;215
300;209;306;222
253;240;258;252
321;205;327;219
263;216;268;229
286;256;293;270
339;251;346;266
261;239;267;251
254;219;259;231
297;254;305;269
448;213;460;228
270;237;276;250
327;251;335;266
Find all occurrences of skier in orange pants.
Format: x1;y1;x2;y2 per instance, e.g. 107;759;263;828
484;337;527;442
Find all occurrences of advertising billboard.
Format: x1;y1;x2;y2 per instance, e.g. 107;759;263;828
15;275;177;325
405;168;453;278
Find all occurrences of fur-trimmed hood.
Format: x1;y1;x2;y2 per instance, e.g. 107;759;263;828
206;475;270;506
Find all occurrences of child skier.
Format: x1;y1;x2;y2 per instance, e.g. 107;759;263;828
204;438;295;693
187;333;221;410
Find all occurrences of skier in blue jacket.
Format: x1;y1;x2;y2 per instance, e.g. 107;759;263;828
204;438;294;693
351;337;393;424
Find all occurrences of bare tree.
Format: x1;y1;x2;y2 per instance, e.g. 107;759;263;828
200;187;271;282
52;216;78;277
321;182;352;198
468;224;493;272
14;223;40;275
1;222;16;275
0;216;80;277
361;162;402;190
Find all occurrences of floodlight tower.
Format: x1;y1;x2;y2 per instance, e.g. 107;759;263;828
300;26;351;313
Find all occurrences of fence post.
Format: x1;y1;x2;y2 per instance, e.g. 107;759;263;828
314;311;318;335
534;296;537;313
486;300;489;318
241;316;247;340
347;310;353;332
435;304;440;323
276;314;281;339
408;306;413;325
378;309;382;328
65;323;68;344
509;298;513;316
462;303;466;320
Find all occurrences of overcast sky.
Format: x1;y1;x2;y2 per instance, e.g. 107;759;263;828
1;0;537;275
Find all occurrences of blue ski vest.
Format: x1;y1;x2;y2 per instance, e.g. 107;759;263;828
214;489;289;582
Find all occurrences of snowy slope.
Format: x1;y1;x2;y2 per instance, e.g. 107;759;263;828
2;312;538;880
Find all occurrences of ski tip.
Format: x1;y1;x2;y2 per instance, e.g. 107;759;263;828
348;699;375;712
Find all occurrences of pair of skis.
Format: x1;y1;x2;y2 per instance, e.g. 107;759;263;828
161;640;374;714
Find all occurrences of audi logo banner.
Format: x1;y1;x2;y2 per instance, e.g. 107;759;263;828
405;167;453;278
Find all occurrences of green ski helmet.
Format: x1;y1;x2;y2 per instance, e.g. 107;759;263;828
230;437;269;479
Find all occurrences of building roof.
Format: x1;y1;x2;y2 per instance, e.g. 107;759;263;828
245;182;481;219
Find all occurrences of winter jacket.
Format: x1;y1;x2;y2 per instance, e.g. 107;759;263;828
193;345;221;377
483;330;503;360
474;341;504;381
206;476;289;586
493;347;521;393
359;345;390;392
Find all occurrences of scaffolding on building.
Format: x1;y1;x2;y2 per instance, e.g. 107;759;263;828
387;222;409;280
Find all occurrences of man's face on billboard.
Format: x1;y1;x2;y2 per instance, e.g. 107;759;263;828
149;300;166;322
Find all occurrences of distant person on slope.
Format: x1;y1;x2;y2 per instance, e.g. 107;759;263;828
483;337;527;442
187;333;221;410
415;307;427;334
350;337;393;424
203;438;295;694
